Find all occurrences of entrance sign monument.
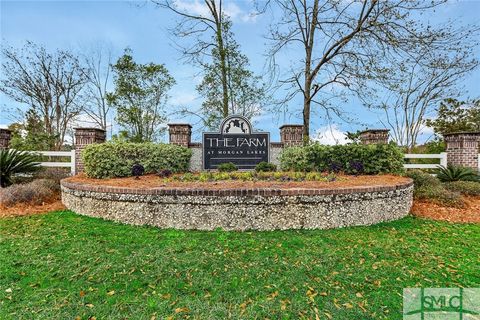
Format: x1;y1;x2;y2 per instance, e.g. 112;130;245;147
203;115;270;170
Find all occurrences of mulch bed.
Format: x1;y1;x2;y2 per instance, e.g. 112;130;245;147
65;173;410;190
411;196;480;224
0;200;65;218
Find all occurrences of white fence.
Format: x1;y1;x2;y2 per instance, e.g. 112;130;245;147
24;150;76;175
404;152;447;170
14;150;480;175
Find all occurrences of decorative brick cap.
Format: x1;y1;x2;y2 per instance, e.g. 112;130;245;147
444;132;480;143
74;128;107;140
359;129;390;134
279;124;303;129
61;178;413;197
168;123;192;128
443;131;480;137
73;127;106;131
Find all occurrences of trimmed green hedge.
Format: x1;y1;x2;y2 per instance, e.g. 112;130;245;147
445;181;480;196
280;142;404;175
405;170;464;207
82;142;192;178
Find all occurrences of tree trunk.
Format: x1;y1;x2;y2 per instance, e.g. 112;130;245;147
215;19;229;118
303;82;311;144
301;0;318;144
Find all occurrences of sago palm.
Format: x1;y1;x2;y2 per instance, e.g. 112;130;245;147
436;165;479;183
0;149;40;187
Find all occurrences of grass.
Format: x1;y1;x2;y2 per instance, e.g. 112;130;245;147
0;211;479;319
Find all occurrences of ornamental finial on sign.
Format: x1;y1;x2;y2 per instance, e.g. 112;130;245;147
220;115;252;134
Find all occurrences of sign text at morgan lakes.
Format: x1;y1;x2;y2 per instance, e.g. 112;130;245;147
203;116;269;170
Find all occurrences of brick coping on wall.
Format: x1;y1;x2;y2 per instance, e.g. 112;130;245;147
61;178;413;197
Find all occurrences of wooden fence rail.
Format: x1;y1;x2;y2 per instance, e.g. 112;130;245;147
403;152;448;170
21;150;76;175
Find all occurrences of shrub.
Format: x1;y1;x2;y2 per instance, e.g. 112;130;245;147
34;167;70;183
414;185;464;208
444;181;480;196
0;149;41;187
217;162;238;172
405;170;441;189
255;162;277;172
280;142;404;175
82;142;192;179
436;165;479;182
405;170;464;207
0;179;59;207
279;147;312;172
166;171;337;183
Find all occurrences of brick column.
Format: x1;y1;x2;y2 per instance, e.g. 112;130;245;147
0;129;12;150
359;129;390;145
444;132;480;170
280;125;304;147
74;128;106;174
168;124;192;147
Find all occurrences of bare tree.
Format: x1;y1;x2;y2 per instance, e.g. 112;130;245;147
264;0;466;141
1;42;88;150
153;0;234;117
81;44;114;131
377;47;478;150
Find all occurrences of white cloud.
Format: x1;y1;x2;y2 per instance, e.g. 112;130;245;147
173;0;210;17
71;114;104;129
420;124;434;136
312;125;349;145
172;0;257;23
170;91;198;106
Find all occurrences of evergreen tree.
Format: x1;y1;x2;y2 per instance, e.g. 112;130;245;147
9;108;56;151
196;19;267;129
107;49;175;142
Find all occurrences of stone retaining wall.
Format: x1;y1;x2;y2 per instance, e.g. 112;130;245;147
61;179;413;231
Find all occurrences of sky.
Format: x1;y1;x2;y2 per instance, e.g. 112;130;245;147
1;0;479;143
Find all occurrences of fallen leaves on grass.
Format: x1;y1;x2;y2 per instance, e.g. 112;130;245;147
174;307;189;313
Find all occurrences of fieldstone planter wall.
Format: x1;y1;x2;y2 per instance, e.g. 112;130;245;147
61;179;413;231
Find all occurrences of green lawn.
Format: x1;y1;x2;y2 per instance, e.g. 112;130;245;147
0;211;479;319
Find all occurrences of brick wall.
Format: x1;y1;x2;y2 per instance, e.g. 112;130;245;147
74;128;106;174
359;129;390;145
444;132;480;170
0;129;12;150
280;125;304;146
168;124;192;147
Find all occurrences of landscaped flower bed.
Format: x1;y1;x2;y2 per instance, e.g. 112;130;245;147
61;174;413;231
65;172;408;188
